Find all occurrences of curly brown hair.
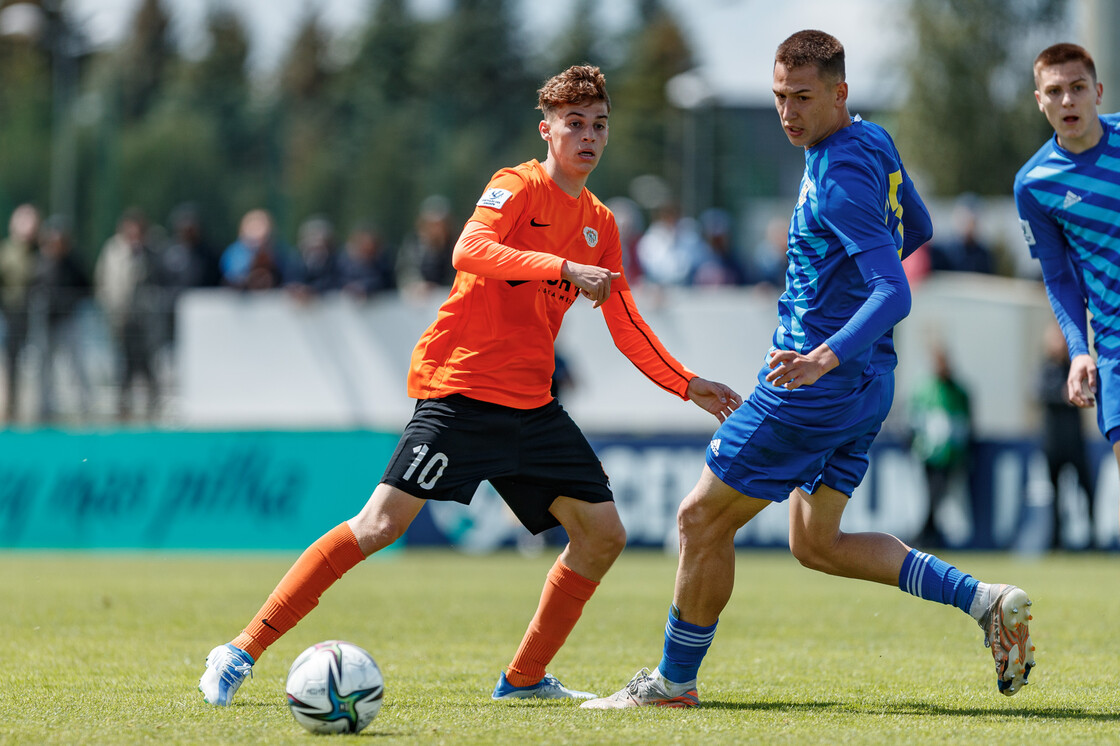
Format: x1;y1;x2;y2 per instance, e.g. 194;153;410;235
537;64;611;117
774;30;845;84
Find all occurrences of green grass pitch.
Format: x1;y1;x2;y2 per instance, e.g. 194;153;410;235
1;548;1117;744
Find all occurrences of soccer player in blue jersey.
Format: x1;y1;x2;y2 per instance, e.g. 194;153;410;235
583;30;1035;709
1015;43;1120;536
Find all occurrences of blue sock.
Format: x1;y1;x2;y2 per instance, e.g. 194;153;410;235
656;605;717;685
898;549;978;612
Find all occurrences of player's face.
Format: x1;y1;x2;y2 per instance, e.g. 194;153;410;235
1034;61;1103;153
773;62;848;148
540;102;609;175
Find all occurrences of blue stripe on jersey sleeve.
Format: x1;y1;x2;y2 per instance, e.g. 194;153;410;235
1098;153;1120;171
1028;167;1120;197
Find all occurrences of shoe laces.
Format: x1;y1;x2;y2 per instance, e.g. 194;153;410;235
978;586;1005;650
624;668;659;697
219;653;253;685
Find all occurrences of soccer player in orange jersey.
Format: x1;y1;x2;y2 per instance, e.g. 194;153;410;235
199;64;741;705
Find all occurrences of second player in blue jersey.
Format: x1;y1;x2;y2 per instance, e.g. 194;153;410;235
1015;44;1120;449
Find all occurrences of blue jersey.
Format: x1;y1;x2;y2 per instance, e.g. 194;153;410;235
1014;113;1120;361
774;116;928;389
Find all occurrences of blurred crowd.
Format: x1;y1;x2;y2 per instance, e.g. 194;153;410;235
611;193;1007;291
0;193;1008;427
0;197;454;426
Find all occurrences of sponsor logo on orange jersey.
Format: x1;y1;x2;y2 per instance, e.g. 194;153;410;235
477;188;513;209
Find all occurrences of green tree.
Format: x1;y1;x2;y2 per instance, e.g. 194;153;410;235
547;0;602;73
74;0;176;248
896;0;1069;195
427;0;529;126
182;9;255;164
0;22;52;215
329;0;426;242
115;108;225;232
349;0;418;105
594;0;694;204
419;0;535;213
101;8;265;247
116;0;173;123
179;8;268;235
277;11;341;235
281;10;330;102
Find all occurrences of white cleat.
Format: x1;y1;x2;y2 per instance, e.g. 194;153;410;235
199;644;254;706
979;585;1035;696
580;668;698;709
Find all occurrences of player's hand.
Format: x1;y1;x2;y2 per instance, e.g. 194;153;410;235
687;377;742;423
562;261;622;308
765;345;838;390
1067;353;1097;408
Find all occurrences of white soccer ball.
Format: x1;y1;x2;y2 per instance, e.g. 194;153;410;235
285;640;384;734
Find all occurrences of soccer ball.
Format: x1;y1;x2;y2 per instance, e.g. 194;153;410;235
285;640;384;734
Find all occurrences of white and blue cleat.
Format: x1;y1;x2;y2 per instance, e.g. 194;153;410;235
491;672;596;700
199;643;255;706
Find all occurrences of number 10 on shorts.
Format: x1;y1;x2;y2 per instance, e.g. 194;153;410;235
402;445;449;489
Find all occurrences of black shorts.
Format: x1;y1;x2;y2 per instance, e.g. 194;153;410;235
381;394;613;534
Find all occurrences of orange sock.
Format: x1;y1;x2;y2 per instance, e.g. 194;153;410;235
232;522;366;661
505;559;599;687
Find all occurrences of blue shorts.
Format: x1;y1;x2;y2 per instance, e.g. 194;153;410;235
706;372;895;502
1095;357;1120;443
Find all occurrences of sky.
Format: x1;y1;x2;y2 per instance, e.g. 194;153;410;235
63;0;912;106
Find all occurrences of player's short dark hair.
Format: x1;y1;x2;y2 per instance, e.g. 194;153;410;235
775;29;845;84
1034;43;1097;83
537;64;611;117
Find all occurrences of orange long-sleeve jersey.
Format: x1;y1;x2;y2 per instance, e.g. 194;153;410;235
407;159;696;409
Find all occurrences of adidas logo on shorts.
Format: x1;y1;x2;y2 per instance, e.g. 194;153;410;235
709;438;721;456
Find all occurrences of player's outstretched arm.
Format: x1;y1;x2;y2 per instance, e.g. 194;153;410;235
1067;353;1098;408
562;260;622;308
686;377;742;423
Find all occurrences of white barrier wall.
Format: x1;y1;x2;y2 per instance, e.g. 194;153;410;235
179;274;1062;439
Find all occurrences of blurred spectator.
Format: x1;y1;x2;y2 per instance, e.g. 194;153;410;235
159;203;221;345
396;195;456;294
635;202;707;286
927;196;994;274
285;215;340;300
751;215;790;289
220;209;287;290
692;208;748;287
94;207;162;420
551;349;576;402
29;216;91;422
0;203;41;422
337;223;396;300
161;203;220;293
1038;322;1096;550
605;196;645;282
908;342;973;549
